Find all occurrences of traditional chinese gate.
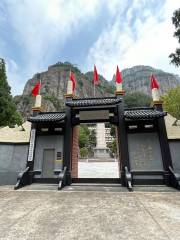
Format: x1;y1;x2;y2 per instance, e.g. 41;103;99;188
14;93;180;191
64;96;127;185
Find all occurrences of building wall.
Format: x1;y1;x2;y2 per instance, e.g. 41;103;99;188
128;133;163;171
169;140;180;173
33;135;64;178
0;143;28;185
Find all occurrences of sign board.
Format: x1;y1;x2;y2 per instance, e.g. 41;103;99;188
79;110;109;121
28;129;36;162
128;132;163;171
57;151;62;160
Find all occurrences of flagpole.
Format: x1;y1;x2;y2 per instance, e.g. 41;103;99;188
39;78;41;95
94;84;95;98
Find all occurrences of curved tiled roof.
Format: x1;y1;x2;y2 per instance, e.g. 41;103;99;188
28;112;66;122
124;109;167;120
28;108;166;123
66;97;122;107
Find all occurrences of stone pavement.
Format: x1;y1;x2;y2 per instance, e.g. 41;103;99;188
0;186;180;240
78;162;119;178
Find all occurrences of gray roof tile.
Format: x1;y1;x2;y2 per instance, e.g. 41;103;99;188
66;98;122;107
28;112;66;122
124;109;166;120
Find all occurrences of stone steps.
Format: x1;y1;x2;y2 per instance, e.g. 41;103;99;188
17;183;178;192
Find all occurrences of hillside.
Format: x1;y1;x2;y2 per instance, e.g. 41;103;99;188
14;62;114;118
111;65;180;95
15;62;180;118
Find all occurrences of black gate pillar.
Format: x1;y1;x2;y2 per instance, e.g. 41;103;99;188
153;101;174;184
14;100;41;189
116;91;131;189
64;96;73;185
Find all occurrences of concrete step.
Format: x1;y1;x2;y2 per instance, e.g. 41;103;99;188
18;183;58;191
63;183;127;192
17;183;178;192
133;185;178;192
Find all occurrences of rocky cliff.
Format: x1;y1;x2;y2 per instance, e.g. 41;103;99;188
111;65;180;95
15;62;114;118
15;63;180;118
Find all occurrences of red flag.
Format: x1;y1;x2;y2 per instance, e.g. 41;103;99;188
32;81;41;96
150;75;159;89
69;71;76;92
116;65;123;83
93;65;98;85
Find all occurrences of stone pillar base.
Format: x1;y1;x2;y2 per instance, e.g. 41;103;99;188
93;147;110;158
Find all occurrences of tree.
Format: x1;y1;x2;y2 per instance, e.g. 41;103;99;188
79;125;97;157
89;129;96;148
110;125;116;138
169;8;180;66
161;86;180;120
80;147;88;158
79;125;90;148
107;140;117;158
0;58;22;126
124;92;151;108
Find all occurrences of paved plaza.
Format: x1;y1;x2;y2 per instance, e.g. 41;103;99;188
78;161;119;178
0;186;179;240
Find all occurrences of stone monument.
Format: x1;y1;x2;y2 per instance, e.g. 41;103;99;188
93;123;110;158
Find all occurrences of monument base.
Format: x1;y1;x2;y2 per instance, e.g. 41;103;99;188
93;147;110;158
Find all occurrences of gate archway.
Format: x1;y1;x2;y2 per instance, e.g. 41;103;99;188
63;95;131;187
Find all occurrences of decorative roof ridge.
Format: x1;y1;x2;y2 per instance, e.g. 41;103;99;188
72;96;117;101
124;108;167;120
124;107;154;111
37;111;66;115
66;98;122;107
28;112;66;123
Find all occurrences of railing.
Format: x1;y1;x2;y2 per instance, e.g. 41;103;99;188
14;166;30;190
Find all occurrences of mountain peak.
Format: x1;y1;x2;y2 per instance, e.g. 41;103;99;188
15;63;180;118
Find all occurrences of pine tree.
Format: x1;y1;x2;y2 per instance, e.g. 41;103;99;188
0;58;22;126
169;8;180;67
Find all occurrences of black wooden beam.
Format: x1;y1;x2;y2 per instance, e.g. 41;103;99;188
154;104;173;185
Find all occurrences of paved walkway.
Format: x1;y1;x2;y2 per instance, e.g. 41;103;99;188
78;162;119;178
0;186;179;240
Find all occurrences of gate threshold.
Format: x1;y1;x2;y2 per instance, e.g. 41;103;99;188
72;178;121;184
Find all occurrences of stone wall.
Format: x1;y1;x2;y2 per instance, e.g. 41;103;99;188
128;133;163;171
33;135;64;178
0;143;28;185
169;140;180;173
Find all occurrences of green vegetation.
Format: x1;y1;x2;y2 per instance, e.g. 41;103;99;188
85;71;115;95
107;140;117;158
161;86;180;120
169;8;180;67
124;92;151;108
79;125;96;158
80;147;88;158
52;61;81;74
0;58;23;127
79;125;90;148
44;94;64;110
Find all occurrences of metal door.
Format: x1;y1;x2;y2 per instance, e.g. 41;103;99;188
42;149;55;178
